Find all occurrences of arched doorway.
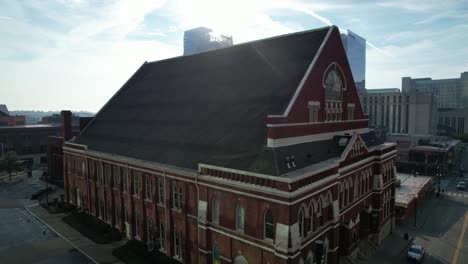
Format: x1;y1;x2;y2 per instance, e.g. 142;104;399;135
233;254;248;264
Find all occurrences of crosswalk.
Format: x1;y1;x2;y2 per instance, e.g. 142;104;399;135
446;192;468;198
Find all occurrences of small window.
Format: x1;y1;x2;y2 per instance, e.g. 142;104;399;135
147;218;153;241
113;166;120;187
123;169;128;192
82;161;86;178
174;229;182;259
298;208;304;238
135;212;140;238
159;222;165;251
308;101;320;123
212;196;220;224
158;178;165;204
347;103;355;120
145;175;153;200
133;172;141;195
172;184;183;210
236;202;244;231
264;209;274;240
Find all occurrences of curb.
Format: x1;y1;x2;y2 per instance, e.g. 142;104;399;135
23;200;99;264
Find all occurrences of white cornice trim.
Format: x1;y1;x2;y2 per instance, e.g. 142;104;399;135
338;150;397;174
198;163;285;182
63;147;197;178
266;119;368;128
267;128;369;148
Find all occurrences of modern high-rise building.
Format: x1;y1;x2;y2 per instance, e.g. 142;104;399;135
341;30;366;91
402;72;468;109
183;27;233;55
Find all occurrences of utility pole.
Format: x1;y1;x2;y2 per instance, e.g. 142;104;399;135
414;194;418;227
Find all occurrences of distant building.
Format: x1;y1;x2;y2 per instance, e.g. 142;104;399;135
340;30;366;91
47;111;93;183
402;72;468;136
402;72;468;109
362;89;437;135
0;124;61;166
0;104;26;126
183;27;233;55
437;107;468;136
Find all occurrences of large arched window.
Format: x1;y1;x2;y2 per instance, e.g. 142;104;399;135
264;209;274;240
325;70;343;101
323;63;345;122
236;202;244;231
212;196;219;224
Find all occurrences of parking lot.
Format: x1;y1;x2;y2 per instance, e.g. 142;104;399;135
0;170;92;264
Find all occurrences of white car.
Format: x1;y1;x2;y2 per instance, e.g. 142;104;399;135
457;181;466;191
407;245;424;263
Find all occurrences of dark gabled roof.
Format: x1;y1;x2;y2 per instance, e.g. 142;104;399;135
74;26;332;175
0;104;9;116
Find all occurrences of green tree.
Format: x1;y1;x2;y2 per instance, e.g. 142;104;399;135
0;151;23;182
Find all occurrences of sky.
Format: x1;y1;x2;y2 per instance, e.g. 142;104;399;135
0;0;467;112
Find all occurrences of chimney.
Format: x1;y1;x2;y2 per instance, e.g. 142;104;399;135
61;110;72;142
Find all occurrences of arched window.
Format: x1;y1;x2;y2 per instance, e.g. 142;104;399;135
264;209;274;240
236;202;244;231
325;70;343;101
212;196;219;224
298;207;305;238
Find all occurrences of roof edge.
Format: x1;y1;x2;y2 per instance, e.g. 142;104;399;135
145;26;333;66
73;61;148;142
280;25;336;117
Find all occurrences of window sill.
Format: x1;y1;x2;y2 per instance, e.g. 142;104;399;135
157;203;165;208
264;238;274;244
173;256;183;262
236;228;244;234
144;198;152;203
171;208;182;213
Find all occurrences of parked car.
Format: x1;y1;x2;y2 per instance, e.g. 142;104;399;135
457;181;466;190
407;244;424;263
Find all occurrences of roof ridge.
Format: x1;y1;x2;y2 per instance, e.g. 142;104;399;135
145;25;334;66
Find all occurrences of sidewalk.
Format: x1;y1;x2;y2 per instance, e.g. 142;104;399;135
25;202;126;264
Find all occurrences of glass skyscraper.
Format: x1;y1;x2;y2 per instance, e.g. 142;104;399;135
183;27;233;56
340;30;366;91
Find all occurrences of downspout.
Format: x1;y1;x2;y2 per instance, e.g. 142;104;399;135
195;171;200;264
164;169;168;253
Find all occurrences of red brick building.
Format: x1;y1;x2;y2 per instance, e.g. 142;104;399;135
63;26;396;264
0;104;26;126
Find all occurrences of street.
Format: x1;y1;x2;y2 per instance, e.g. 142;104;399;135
0;170;92;264
367;149;468;264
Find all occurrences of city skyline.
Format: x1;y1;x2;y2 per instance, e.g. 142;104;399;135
1;0;467;112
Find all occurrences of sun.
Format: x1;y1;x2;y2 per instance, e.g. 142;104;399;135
176;0;255;35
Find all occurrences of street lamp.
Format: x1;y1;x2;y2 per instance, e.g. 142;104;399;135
414;194;418;227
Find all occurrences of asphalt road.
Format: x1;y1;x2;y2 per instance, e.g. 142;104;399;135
367;150;468;264
0;170;92;264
